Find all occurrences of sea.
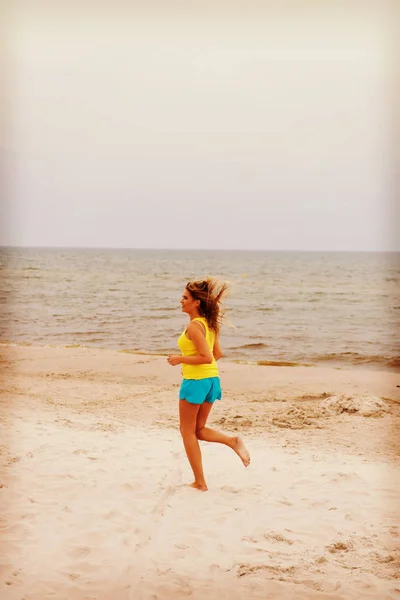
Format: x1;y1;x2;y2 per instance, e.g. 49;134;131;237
0;247;399;371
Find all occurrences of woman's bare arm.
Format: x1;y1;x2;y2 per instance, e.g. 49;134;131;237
213;338;223;361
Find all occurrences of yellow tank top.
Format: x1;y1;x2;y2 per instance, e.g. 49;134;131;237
177;317;219;380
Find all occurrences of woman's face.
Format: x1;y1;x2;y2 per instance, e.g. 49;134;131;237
180;289;199;314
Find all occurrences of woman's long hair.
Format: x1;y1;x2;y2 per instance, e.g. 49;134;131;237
186;278;228;337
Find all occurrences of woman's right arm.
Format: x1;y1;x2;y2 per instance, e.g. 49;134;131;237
213;338;223;361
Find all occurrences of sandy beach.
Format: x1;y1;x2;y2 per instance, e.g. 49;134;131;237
0;344;399;599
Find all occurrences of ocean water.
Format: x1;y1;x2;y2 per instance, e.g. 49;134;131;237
0;247;399;370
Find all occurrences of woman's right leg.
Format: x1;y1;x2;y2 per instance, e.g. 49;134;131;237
195;402;251;467
179;399;208;490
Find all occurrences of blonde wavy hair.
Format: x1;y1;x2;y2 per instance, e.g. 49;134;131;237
185;278;229;337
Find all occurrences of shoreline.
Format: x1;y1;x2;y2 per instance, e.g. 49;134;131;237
1;341;399;373
1;343;400;407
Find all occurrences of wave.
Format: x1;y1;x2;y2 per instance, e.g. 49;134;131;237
386;357;400;369
257;360;313;367
312;352;400;370
1;338;399;371
67;331;104;336
145;314;180;320
230;347;400;371
0;340;32;347
236;353;400;371
64;344;86;348
232;342;269;350
117;349;169;356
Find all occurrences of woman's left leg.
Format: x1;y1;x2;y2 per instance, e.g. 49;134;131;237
196;401;251;467
179;399;208;491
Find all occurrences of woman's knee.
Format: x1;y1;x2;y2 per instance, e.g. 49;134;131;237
195;427;205;440
180;425;196;439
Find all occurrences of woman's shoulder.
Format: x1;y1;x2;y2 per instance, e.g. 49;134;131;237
190;318;217;340
188;318;207;335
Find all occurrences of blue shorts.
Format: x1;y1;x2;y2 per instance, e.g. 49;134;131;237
179;377;222;405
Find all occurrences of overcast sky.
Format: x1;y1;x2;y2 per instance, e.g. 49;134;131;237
2;2;398;251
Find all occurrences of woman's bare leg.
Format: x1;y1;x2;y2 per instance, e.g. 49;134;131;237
179;400;208;490
195;402;251;467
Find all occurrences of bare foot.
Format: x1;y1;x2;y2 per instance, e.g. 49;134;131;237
187;481;208;492
232;436;250;467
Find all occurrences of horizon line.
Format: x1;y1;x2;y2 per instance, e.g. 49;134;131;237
1;244;399;254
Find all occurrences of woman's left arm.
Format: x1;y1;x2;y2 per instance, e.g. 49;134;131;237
213;337;223;361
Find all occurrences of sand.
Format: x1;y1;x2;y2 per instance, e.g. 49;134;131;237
0;344;399;599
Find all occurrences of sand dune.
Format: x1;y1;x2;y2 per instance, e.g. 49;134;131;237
0;345;399;599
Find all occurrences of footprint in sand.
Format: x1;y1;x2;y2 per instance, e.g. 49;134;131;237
68;546;91;559
263;531;294;545
237;563;297;578
327;540;353;553
314;556;329;564
103;509;120;520
243;531;295;548
278;498;293;506
221;485;241;494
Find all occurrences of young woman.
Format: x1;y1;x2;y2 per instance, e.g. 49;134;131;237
167;278;250;491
